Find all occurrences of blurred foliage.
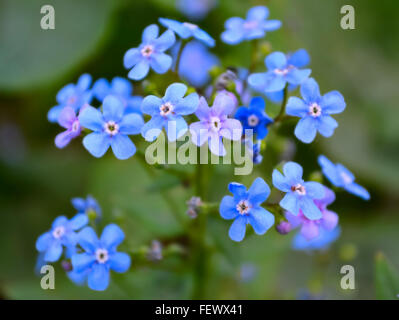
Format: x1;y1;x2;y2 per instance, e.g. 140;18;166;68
0;0;398;299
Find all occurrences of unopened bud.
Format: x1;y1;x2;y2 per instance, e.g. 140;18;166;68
276;221;292;235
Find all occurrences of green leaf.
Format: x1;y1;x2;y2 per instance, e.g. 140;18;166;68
375;252;399;300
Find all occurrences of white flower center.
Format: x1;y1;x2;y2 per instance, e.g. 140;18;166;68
291;183;306;195
159;102;174;116
248;114;259;127
340;172;353;185
209;116;221;132
52;226;65;239
309;103;322;117
183;22;198;30
95;248;109;264
141;45;154;57
104;121;119;136
236;200;250;215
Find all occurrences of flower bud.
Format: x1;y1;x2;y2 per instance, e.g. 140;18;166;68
276;221;292;235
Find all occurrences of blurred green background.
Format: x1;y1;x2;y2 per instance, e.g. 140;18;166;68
0;0;398;299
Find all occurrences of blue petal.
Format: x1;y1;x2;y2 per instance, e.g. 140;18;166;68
248;207;274;235
77;74;92;91
219;195;238;220
128;60;150;81
123;48;142;69
257;73;286;92
294;116;317;143
299;197;322;220
56;84;75;104
248;177;270;206
300;78;321;103
320;91;346;114
286;68;311;86
100;224;125;250
88;263;110;291
293;227;340;251
118;113;144;135
265;91;284;104
71;198;86;212
48;105;66;123
344;182;370;200
288;49;310;68
318;115;338;137
150;52;172;74
164;83;187;103
224;17;244;29
110;134;136;160
192;28;215;47
71;253;95;273
154;29;176;52
111;77;132;97
159;18;191;38
52;216;68;228
272;169;290;192
165;116;188;141
318;155;342;186
92;78;110;101
283;162;303;182
336;164;355;183
286;97;308;117
78;105;104;131
142;24;159;43
221;29;244;45
44;242;63;262
228;216;247;242
69;213;89;230
82;132;111;158
280;193;300;215
228;182;247;199
304;181;325;199
141;95;163;116
265;52;287;70
36;232;52;252
174;92;199;115
247;6;269;21
78;227;99;253
262;20;282;31
109;252;131;273
141;116;164;142
103;95;124;122
67;269;88;285
249;96;265;112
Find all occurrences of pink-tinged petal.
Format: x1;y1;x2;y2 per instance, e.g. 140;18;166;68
212;91;236;116
55;131;75;149
220;119;242;141
189;121;209;146
195;96;211;119
322;210;339;230
58;107;77;129
300;221;319;240
285;211;302;229
208;134;226;156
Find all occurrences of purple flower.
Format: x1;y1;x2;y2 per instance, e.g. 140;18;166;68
248;51;311;93
48;74;93;123
71;224;131;291
78;95;144;160
286;78;346;143
272;162;325;220
285;187;338;240
159;18;215;47
55;107;82;149
219;178;275;242
123;24;175;81
72;195;102;220
141;83;199;142
36;214;88;262
318;155;370;200
292;227;341;251
189;92;242;156
221;6;281;45
92;77;143;115
176;0;217;21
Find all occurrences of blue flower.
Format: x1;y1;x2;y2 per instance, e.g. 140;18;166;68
71;224;131;291
286;78;346;143
235;97;273;139
123;24;175;81
248;51;311;93
292;226;341;251
245;139;263;164
220;177;275;242
176;0;216;21
264;49;311;103
221;6;281;45
159;18;215;47
174;41;219;87
36;214;88;262
48;74;93;123
78;95;144;160
55;107;81;149
318;155;370;200
272;162;325;220
71;195;102;219
141;83;199;142
92;77;143;115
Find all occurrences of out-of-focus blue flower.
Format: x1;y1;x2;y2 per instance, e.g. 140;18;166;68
71;224;131;291
248;51;311;93
177;0;217;21
286;78;346;143
244;138;263;164
285;187;338;240
48;74;93;123
78;95;144;160
124;24;175;81
36;214;88;262
219;177;275;242
292;226;341;251
221;6;281;45
92;77;142;115
173;41;219;88
235;97;273;140
272;162;325;220
189;92;242;156
71;195;102;220
159;18;215;47
318;155;370;200
141;83;199;142
55;107;81;149
264;49;311;104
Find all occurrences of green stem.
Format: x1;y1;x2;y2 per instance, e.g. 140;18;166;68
174;39;189;79
274;85;289;123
